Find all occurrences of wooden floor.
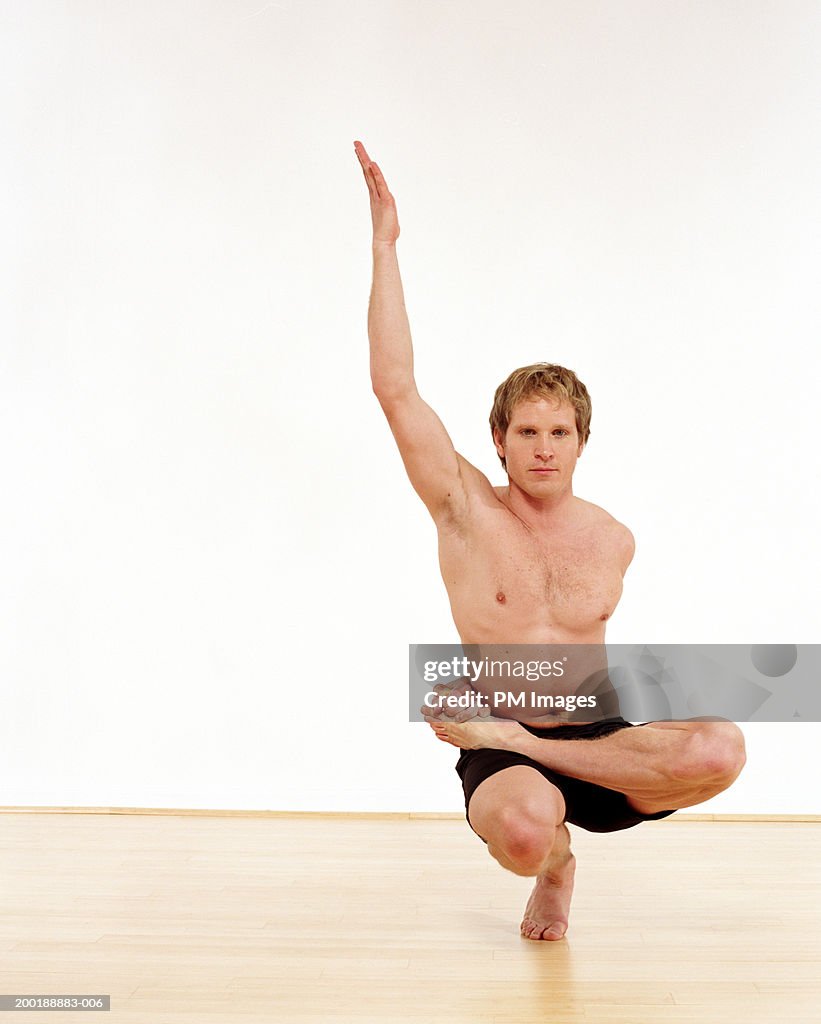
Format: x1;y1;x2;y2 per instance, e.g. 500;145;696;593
0;812;819;1024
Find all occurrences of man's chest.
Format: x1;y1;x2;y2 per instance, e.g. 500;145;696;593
439;515;625;626
488;529;620;604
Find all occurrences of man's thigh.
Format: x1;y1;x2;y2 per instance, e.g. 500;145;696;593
456;721;677;835
467;765;566;846
625;720;744;814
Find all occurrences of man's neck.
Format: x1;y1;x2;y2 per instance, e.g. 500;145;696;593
504;481;579;533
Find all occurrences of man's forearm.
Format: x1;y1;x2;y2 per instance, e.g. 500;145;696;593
368;242;416;400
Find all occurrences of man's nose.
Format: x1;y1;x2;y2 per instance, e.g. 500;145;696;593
535;436;555;458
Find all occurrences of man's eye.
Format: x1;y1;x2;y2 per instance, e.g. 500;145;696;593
554;430;568;437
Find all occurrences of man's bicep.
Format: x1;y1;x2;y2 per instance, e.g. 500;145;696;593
378;389;470;518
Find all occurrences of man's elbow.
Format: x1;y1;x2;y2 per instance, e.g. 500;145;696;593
371;378;416;412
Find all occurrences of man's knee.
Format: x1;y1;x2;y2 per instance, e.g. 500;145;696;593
489;805;560;876
676;721;746;788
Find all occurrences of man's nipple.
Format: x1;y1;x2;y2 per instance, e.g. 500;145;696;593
496;591;506;604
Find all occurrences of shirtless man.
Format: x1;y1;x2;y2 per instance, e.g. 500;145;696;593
354;141;746;941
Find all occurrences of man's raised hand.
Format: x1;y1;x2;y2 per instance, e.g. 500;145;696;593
354;140;400;245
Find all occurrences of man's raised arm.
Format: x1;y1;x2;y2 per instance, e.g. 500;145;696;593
354;140;482;524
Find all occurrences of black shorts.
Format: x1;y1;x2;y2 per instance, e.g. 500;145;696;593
455;717;676;837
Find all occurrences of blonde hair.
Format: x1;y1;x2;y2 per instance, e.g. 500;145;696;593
489;363;592;470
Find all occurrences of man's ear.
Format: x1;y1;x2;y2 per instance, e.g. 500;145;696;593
492;427;505;460
577;442;585;457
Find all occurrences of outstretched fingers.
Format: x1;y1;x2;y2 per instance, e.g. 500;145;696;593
353;141;375;194
368;161;389;199
353;140;389;200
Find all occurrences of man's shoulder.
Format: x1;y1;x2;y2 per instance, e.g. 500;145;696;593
576;497;630;530
577;499;635;563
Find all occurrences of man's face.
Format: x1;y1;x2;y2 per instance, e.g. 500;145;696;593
494;396;584;495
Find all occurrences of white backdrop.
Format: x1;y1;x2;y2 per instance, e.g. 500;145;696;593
2;0;818;813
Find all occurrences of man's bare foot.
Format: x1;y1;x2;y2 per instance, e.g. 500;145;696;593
428;718;528;751
520;825;576;941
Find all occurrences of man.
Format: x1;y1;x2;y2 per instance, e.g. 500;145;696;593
354;140;746;941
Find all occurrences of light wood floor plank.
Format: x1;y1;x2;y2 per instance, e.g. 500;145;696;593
0;814;819;1023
